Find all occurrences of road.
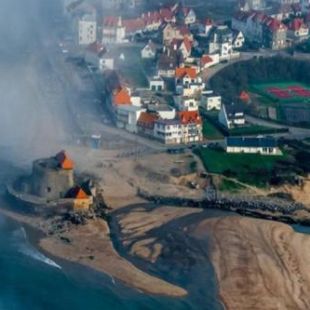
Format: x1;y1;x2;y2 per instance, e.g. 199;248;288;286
246;115;310;140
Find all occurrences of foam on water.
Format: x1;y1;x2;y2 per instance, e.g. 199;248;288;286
12;227;62;269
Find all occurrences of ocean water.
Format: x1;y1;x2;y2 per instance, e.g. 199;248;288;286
0;215;196;310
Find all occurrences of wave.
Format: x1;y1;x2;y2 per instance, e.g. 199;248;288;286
13;227;62;269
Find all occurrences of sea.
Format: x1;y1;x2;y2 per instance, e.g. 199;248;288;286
0;213;224;310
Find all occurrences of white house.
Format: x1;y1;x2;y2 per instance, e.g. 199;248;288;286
99;52;114;71
102;16;126;44
200;91;221;110
141;41;157;59
76;12;97;46
174;96;199;111
131;92;142;107
175;67;203;94
148;104;176;120
84;42;105;68
149;76;165;92
207;25;242;60
219;103;245;129
225;136;281;155
183;8;197;25
169;37;192;60
233;31;245;48
116;105;146;133
154;119;183;144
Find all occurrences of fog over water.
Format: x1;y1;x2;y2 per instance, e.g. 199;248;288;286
0;0;71;165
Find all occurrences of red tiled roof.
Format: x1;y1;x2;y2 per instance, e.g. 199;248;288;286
123;18;145;33
113;88;132;105
175;67;197;79
177;26;191;36
137;112;159;129
239;91;250;102
178;111;202;125
183;37;192;52
159;8;174;21
288;18;307;31
103;16;119;27
56;151;74;170
170;37;192;52
201;55;213;66
142;11;162;25
66;186;89;199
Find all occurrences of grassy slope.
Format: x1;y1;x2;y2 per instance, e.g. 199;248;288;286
203;120;224;140
197;148;285;187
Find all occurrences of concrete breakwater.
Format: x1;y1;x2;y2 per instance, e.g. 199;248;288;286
137;189;310;225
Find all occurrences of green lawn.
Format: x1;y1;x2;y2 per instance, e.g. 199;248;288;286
197;148;285;187
203;120;224;140
218;179;246;193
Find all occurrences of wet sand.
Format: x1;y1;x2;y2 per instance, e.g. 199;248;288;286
193;216;310;310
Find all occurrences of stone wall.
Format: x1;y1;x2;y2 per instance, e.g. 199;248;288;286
31;159;74;199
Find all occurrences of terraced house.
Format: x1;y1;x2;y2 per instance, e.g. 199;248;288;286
232;11;287;49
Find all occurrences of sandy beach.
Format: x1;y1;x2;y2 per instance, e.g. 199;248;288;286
193;216;310;310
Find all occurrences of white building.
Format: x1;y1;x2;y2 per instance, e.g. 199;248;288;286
200;91;221;110
149;76;165;92
102;16;126;44
141;41;157;59
175;67;204;95
184;8;197;25
131;92;142;107
76;13;97;46
226;136;281;155
154;119;183;144
148;105;176;120
174;96;199;111
116;105;146;133
207;25;242;61
219;103;245;129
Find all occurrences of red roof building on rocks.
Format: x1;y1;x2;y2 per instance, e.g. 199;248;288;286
56;151;74;170
66;186;89;199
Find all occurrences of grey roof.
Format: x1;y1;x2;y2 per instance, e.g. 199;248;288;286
226;136;278;148
155;119;180;125
225;103;245;115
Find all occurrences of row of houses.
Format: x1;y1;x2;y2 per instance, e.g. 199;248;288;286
111;85;203;144
232;9;310;49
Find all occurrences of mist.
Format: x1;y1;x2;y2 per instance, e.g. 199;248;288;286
0;0;71;166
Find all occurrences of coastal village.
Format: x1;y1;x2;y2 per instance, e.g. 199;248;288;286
3;0;310;308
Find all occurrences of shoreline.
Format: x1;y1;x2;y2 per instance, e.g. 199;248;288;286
0;199;187;298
